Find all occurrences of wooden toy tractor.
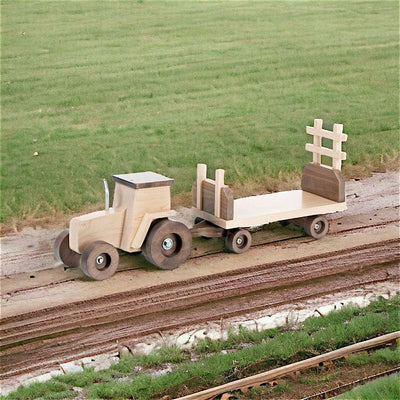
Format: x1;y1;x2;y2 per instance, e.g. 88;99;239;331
54;172;192;280
55;119;347;281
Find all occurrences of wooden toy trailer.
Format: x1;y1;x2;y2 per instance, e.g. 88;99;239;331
191;119;347;252
54;119;347;280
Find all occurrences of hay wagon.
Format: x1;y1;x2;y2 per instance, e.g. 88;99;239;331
191;119;347;252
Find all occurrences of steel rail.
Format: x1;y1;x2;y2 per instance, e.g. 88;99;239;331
301;366;400;400
175;332;400;400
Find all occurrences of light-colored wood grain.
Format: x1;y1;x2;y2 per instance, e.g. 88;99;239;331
192;190;347;229
193;119;348;227
306;125;348;142
306;119;347;171
70;182;172;254
176;332;400;400
194;164;233;220
305;143;346;161
312;118;322;164
333;123;343;170
117;184;171;252
130;210;176;251
69;208;126;253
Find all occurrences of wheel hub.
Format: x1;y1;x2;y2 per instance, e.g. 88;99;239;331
314;223;321;232
162;237;174;251
236;237;244;245
96;255;105;265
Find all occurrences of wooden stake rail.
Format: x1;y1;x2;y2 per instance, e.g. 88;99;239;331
175;331;400;400
305;119;347;170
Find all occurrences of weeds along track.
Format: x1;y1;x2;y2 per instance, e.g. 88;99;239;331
1;229;399;379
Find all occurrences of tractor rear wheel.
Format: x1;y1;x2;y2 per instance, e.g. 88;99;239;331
303;215;329;239
225;229;252;254
54;229;81;268
80;241;119;280
142;219;192;270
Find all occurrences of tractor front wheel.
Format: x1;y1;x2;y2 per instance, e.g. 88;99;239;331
80;241;119;280
142;219;192;270
54;229;81;268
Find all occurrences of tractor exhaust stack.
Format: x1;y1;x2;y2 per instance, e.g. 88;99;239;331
103;179;110;211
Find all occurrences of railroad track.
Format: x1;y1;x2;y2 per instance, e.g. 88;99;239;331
175;332;400;400
302;366;400;400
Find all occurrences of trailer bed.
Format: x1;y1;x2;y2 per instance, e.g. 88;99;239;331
192;189;346;229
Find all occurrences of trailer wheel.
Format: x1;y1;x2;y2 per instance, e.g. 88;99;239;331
80;241;119;280
142;219;192;270
303;215;329;239
225;229;252;254
54;229;81;268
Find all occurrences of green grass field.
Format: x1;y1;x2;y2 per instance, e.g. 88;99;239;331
1;0;398;225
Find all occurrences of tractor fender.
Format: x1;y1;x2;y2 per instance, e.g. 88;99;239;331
129;210;177;252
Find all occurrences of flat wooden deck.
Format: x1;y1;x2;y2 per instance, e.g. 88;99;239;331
192;190;347;229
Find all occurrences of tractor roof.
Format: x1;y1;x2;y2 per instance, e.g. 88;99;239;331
112;172;174;189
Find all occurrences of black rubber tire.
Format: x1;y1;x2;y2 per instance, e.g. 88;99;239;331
225;229;252;254
54;229;81;268
142;219;192;270
80;241;119;280
303;215;329;239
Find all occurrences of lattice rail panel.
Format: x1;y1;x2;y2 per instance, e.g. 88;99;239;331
305;119;347;170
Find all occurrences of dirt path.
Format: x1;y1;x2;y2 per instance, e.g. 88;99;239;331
2;216;398;318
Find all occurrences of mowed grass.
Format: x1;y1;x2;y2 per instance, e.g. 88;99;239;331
1;1;398;224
